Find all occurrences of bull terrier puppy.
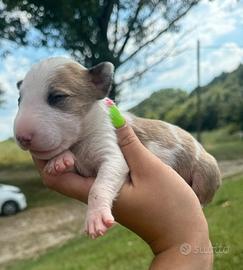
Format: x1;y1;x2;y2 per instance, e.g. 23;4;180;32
14;57;221;238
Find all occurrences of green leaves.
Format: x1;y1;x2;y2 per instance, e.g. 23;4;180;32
0;0;199;98
0;0;198;66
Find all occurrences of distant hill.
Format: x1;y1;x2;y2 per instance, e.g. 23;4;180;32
130;88;188;119
130;64;243;131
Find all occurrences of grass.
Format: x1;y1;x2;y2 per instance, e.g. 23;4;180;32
194;126;243;160
205;141;243;161
7;225;153;270
205;175;243;269
5;175;243;270
0;140;69;208
0;139;32;168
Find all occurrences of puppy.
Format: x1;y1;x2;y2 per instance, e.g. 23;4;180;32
14;57;221;238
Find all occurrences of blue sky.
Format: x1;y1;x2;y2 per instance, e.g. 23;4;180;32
0;0;243;141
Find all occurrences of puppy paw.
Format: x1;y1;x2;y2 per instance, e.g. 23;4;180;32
44;150;76;176
85;207;115;239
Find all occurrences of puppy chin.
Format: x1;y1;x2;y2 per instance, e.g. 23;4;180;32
30;147;65;160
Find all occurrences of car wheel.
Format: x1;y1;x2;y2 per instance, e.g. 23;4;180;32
2;201;19;216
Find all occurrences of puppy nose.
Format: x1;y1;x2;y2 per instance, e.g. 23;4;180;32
16;134;33;148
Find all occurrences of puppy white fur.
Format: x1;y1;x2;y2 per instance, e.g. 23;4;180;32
14;57;221;238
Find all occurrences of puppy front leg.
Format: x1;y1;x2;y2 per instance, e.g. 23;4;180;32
85;159;128;239
44;150;76;176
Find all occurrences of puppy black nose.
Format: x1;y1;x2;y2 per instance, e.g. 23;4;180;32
16;134;32;148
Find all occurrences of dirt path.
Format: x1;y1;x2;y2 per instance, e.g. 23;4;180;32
218;159;243;178
0;201;86;269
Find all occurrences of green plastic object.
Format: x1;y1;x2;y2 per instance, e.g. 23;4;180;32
105;98;126;129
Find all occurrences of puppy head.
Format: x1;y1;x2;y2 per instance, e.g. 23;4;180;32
14;57;114;159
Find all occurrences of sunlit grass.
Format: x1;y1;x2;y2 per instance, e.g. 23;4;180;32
6;175;243;270
193;126;243;160
0;139;32;168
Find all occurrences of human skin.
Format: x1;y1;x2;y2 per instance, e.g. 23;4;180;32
33;124;213;270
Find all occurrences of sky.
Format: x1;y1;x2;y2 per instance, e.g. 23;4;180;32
0;0;243;141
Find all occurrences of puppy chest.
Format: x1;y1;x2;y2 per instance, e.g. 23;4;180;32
76;159;98;177
71;143;101;177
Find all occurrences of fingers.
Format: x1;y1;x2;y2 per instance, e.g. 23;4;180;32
47;172;94;204
32;155;94;203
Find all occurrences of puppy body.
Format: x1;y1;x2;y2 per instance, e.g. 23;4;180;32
130;116;221;204
14;57;221;237
70;101;129;211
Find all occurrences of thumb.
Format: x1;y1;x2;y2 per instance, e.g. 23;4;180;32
116;124;159;175
106;98;162;175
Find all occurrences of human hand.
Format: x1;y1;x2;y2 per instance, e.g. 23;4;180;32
33;123;213;270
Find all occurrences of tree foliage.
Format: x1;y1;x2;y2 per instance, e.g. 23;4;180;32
0;0;199;97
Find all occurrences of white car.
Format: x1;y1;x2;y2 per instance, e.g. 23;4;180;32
0;184;27;216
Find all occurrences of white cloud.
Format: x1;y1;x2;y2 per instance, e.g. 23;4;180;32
179;0;243;46
200;42;243;82
0;55;30;95
0;52;51;140
0;113;16;140
119;0;242;75
0;55;30;140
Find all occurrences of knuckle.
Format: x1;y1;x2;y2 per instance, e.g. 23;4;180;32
119;134;137;148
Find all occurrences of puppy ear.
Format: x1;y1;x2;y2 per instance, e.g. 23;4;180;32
89;62;114;99
17;80;23;90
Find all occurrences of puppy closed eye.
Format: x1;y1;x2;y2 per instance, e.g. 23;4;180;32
47;92;69;107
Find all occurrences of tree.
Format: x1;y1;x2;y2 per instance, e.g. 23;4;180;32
0;0;200;98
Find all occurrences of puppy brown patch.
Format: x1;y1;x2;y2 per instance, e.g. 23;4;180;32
48;63;95;97
131;117;179;148
47;63;96;114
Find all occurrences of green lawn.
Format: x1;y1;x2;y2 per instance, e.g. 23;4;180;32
0;139;32;168
5;175;243;270
7;225;153;270
196;126;243;160
205;175;243;269
0;140;69;208
205;141;243;161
